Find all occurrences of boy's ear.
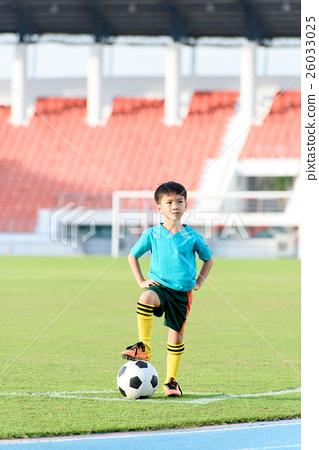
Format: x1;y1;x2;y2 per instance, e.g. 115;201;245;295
156;203;162;212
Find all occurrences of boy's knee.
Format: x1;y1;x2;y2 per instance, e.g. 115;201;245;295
139;290;160;307
168;329;184;345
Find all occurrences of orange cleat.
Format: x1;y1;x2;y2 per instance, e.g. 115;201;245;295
162;377;182;397
121;341;151;361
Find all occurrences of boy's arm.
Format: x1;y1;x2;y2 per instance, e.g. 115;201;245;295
193;256;213;291
128;252;160;289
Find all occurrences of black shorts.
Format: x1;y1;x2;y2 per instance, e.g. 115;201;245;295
146;285;193;333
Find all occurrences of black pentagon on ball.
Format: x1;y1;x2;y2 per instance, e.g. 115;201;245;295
130;376;143;389
119;387;127;397
135;360;148;369
118;365;127;377
151;375;158;388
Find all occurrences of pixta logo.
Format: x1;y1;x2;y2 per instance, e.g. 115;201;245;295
50;202;96;249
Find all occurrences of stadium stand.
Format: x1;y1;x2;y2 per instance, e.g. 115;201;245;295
0;91;238;232
240;91;301;159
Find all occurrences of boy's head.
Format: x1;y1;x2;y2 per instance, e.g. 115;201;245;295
154;181;187;205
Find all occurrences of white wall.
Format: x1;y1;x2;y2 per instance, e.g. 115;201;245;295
0;74;301;124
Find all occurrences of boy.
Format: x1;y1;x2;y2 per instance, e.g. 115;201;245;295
121;181;213;397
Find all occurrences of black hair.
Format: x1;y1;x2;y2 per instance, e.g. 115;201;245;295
154;181;187;204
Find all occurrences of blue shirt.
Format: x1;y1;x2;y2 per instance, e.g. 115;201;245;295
130;224;212;292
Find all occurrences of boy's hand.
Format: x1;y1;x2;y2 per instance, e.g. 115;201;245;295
193;281;202;291
139;279;160;289
193;258;213;291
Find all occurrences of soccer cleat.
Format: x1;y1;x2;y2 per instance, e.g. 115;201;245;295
121;341;151;361
162;377;182;397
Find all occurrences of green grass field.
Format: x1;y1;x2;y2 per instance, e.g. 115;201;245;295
0;256;300;439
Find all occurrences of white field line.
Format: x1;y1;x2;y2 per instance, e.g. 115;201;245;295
0;387;300;404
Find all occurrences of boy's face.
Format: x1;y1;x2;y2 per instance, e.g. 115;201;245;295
156;193;187;221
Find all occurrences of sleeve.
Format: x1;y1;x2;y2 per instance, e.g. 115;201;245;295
130;229;152;258
194;232;213;261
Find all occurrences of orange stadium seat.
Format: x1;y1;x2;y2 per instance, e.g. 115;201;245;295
0;92;238;231
240;90;301;159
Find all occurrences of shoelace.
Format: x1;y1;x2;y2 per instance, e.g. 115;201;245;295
126;341;146;354
165;378;182;394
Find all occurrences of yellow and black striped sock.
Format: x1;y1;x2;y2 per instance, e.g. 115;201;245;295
136;302;154;348
165;341;185;383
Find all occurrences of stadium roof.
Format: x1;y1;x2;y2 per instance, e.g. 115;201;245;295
0;0;301;43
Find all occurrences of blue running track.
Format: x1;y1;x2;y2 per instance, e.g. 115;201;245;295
0;419;301;450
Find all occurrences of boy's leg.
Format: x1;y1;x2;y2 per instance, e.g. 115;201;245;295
121;289;160;361
163;329;184;397
165;329;184;382
137;289;160;347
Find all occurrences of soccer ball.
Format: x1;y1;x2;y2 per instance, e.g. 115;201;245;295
117;360;159;399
